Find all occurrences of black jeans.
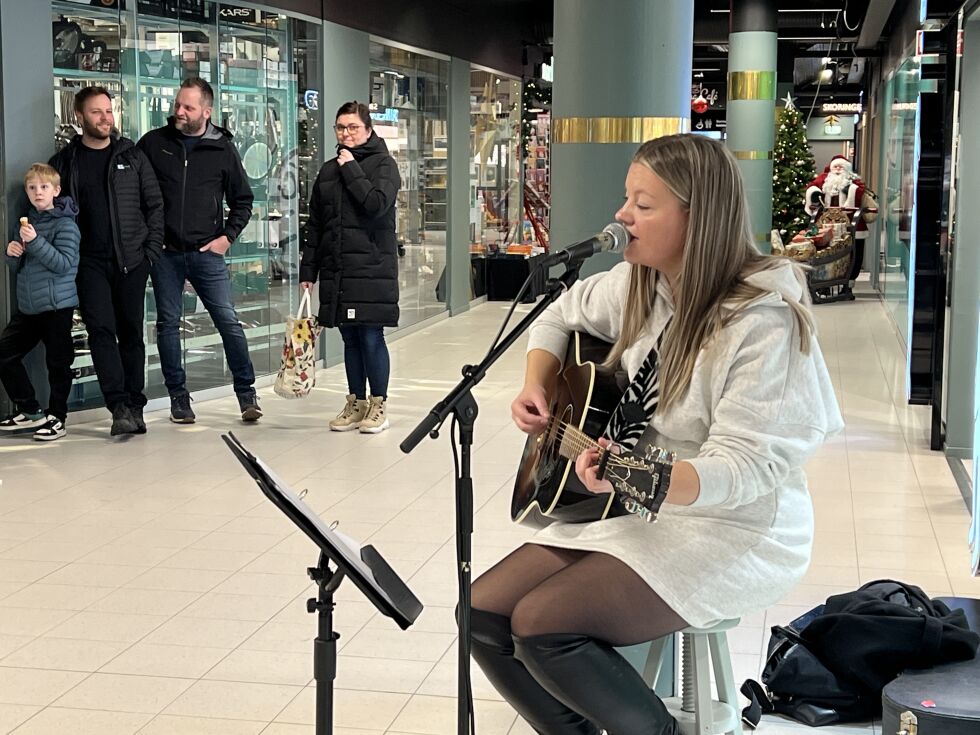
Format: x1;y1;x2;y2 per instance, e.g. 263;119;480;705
76;257;150;410
0;308;75;420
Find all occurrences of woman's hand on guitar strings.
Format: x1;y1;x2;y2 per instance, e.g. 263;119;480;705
575;437;617;495
511;384;550;434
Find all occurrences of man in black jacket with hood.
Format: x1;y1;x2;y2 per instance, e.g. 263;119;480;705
50;86;164;437
138;77;260;424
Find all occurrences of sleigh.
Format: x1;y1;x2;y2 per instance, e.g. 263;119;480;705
801;205;866;304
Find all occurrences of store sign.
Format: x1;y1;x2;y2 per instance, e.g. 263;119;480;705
692;111;726;131
823;115;842;135
370;107;399;125
691;83;723;109
303;90;319;110
822;102;862;114
219;7;261;23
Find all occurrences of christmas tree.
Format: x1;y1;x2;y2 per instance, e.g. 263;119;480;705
771;98;816;238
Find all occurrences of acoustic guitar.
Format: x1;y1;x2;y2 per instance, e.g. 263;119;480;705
511;332;675;528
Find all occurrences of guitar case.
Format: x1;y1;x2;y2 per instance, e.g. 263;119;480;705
881;597;980;734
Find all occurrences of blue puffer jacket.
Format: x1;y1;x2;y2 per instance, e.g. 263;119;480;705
5;197;81;315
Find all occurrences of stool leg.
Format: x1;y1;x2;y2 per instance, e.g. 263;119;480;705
693;634;713;735
643;635;672;691
708;632;743;735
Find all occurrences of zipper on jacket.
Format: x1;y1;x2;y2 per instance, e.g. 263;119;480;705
105;141;128;273
179;144;188;247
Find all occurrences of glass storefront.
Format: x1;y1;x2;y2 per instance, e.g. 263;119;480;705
368;40;449;330
469;69;521;299
877;56;923;361
50;0;322;409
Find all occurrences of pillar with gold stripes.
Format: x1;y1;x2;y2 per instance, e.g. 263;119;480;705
726;0;777;252
551;0;693;276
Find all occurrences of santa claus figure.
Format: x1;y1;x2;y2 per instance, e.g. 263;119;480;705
804;155;868;240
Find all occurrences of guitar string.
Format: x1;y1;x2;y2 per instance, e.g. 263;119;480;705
545;418;648;471
547;419;670;471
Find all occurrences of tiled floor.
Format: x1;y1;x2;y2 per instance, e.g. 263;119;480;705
0;287;976;734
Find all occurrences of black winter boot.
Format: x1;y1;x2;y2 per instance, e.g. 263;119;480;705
470;609;600;735
513;633;680;735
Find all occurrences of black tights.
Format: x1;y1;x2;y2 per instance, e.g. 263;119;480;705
470;543;686;735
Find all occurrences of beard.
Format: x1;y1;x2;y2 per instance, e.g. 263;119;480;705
823;170;852;197
81;118;111;140
175;115;207;135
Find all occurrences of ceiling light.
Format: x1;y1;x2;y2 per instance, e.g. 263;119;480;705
710;7;843;12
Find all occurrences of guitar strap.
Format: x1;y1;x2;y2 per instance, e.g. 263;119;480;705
604;319;671;451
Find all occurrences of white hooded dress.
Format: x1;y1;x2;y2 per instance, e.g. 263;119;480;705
525;261;844;628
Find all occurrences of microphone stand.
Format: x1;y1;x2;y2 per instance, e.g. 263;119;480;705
400;258;585;735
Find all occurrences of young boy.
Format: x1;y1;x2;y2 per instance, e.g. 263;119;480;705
0;163;81;440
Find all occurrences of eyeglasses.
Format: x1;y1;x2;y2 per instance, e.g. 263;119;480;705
334;123;363;134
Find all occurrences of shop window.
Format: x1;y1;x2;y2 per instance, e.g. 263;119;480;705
469;70;521;300
369;40;449;330
50;0;321;409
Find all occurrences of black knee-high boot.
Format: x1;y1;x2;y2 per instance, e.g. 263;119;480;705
513;633;680;735
470;608;600;735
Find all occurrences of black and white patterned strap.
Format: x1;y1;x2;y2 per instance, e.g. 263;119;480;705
604;320;669;450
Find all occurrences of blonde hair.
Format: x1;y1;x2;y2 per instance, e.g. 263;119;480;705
23;163;61;188
605;134;814;412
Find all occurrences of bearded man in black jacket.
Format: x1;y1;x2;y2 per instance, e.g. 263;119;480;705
50;86;164;437
138;77;260;424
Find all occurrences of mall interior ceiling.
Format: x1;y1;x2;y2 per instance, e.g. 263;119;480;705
499;0;962;108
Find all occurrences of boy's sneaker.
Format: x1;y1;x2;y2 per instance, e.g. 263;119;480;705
110;405;138;436
0;411;46;432
358;396;389;434
33;416;66;442
329;394;367;431
133;407;146;435
170;393;196;424
238;394;262;423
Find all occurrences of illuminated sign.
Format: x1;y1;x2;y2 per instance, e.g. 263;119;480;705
821;103;862;114
303;90;319;110
370;107;399;124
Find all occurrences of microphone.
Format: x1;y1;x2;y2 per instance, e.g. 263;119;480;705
539;222;629;267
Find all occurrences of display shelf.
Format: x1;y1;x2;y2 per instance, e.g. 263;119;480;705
54;67;122;81
53;0;122;23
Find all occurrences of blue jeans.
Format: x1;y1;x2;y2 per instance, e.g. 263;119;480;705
150;250;256;398
339;325;390;399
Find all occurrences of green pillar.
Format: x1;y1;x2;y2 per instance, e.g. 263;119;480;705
446;57;472;316
319;21;369;368
551;0;693;277
726;0;777;252
1;0;57;416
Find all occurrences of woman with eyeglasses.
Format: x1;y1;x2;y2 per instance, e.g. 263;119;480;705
300;101;401;433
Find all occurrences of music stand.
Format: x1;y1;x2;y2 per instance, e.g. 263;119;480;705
222;432;423;735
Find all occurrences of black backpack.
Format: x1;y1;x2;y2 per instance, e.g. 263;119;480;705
741;580;979;728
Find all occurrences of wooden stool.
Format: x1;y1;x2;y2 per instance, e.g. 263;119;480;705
643;618;743;735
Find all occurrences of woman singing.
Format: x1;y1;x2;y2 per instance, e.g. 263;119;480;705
470;134;844;735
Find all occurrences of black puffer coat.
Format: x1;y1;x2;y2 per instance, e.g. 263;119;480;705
300;132;401;328
49;134;164;272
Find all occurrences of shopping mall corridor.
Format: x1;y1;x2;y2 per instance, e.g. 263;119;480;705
0;288;976;734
